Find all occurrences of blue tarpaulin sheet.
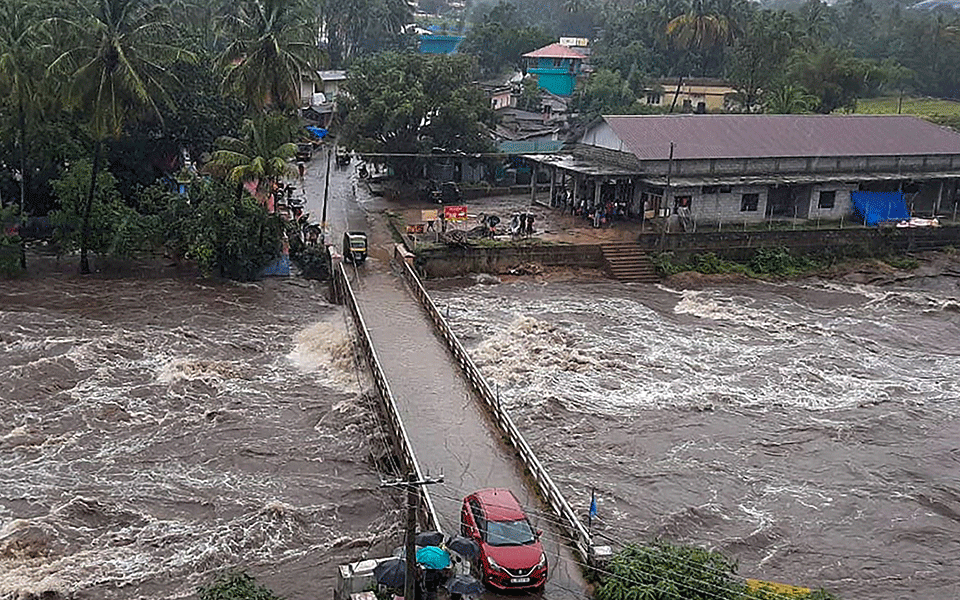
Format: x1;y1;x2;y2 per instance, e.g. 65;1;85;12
306;126;328;139
850;191;910;226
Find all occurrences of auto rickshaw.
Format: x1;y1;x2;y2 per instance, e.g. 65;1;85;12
342;231;367;263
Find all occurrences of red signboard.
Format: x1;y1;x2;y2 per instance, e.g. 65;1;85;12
406;223;425;234
444;205;468;222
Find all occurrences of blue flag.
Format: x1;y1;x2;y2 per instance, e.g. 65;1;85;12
589;492;597;519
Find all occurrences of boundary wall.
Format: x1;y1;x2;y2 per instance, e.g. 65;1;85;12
393;246;606;566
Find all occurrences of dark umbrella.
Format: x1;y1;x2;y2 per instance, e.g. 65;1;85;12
416;530;445;547
445;574;485;597
445;535;480;559
374;558;407;588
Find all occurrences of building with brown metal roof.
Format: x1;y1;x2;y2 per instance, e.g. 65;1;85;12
524;114;960;227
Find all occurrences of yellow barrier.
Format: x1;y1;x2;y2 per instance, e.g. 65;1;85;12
746;579;811;596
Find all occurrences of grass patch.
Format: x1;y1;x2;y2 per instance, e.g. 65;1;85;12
654;247;829;278
856;96;960;117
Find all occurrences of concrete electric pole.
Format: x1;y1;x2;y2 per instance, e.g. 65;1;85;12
381;472;444;600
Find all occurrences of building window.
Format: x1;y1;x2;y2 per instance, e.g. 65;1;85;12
818;190;836;209
741;193;759;212
702;185;718;194
720;185;732;193
646;93;661;105
554;58;563;67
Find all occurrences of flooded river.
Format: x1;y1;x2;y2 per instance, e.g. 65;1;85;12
4;250;960;600
0;271;398;599
428;258;960;600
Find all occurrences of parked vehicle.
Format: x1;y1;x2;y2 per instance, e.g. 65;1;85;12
460;488;547;591
342;231;367;263
336;147;351;167
419;180;463;204
296;143;313;161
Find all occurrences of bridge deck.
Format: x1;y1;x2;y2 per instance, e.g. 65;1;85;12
352;269;587;600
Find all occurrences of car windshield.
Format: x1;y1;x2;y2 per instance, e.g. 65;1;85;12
485;519;535;546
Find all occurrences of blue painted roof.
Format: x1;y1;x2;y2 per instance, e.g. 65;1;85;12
498;140;565;154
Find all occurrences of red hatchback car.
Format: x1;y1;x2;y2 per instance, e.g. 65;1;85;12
460;488;548;591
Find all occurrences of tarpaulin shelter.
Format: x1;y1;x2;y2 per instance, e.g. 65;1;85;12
306;126;328;139
851;191;910;226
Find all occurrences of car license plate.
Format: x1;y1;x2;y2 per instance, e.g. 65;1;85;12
511;577;530;584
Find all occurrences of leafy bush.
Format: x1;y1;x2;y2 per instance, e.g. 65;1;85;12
292;245;331;279
0;206;22;277
198;571;284;600
883;255;919;270
596;542;742;600
49;159;154;258
596;542;839;600
184;180;282;280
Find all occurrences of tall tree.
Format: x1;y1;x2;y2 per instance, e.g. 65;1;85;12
218;0;321;113
665;0;739;111
48;0;192;274
340;52;494;181
0;0;47;268
728;10;798;112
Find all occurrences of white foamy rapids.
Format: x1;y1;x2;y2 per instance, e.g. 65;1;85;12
442;283;960;415
287;320;361;391
0;493;393;600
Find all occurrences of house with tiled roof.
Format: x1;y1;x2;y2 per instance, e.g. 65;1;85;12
522;42;586;96
522;114;960;226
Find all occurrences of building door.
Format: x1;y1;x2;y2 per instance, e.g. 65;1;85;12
766;186;794;218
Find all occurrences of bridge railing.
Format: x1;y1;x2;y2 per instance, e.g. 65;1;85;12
394;248;598;565
333;261;443;534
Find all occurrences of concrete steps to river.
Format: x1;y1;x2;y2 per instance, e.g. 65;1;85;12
600;243;660;283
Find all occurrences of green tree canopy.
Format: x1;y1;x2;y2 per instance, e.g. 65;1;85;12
218;0;322;113
340;52;495;181
459;1;553;77
48;0;194;273
205;112;298;199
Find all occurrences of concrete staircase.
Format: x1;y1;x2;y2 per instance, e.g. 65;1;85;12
600;243;660;283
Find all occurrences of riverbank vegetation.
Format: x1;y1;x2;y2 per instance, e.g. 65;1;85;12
199;571;283;600
653;246;922;279
595;542;838;600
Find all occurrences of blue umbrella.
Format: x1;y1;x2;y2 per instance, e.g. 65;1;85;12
306;126;328;139
416;545;451;570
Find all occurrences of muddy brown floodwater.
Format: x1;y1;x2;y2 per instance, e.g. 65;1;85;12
428;252;960;600
0;269;399;600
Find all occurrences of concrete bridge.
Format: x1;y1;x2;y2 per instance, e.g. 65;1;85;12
331;254;606;600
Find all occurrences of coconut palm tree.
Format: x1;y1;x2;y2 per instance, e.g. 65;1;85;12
218;0;321;113
762;84;817;114
665;0;739;111
0;0;46;268
204;113;297;202
48;0;192;274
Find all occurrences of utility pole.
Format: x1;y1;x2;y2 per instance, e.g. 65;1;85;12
659;141;674;252
381;472;443;600
322;146;332;241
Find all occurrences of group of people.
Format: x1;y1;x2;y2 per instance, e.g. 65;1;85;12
509;212;536;237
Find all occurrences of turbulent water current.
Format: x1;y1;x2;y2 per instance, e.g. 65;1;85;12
0;271;399;600
427;259;960;600
4;254;960;600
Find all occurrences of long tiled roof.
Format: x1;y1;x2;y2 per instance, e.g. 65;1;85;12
523;43;586;59
600;114;960;160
